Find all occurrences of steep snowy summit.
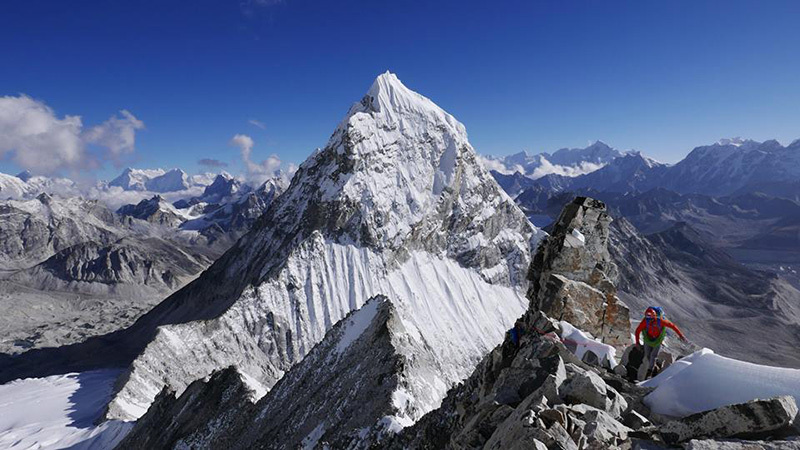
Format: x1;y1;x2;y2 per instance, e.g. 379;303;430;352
99;71;541;422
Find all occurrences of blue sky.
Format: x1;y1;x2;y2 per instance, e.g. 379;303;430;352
2;0;799;179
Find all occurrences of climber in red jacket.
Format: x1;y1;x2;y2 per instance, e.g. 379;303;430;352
635;306;686;380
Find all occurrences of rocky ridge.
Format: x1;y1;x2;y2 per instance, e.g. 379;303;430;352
391;197;800;449
117;196;800;449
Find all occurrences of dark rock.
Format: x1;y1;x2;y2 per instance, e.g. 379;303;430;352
660;395;799;444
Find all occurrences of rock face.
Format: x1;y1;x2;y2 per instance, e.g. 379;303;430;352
11;237;209;292
527;196;630;349
117;196;185;228
660;395;799;444
115;367;260;450
0;194;121;269
392;310;638;450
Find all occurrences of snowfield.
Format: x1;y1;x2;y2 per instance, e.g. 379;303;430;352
643;348;800;418
0;370;132;449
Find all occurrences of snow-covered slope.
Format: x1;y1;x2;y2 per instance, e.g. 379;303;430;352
643;348;800;418
109;168;166;191
0;171;80;200
0;171;32;199
101;71;541;421
0;370;132;450
661;138;800;198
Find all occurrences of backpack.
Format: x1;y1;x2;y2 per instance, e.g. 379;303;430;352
644;307;665;341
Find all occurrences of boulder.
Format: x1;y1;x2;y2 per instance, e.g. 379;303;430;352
623;410;652;430
492;357;563;407
620;344;646;381
660;395;799;444
566;403;632;447
560;364;628;418
484;388;578;450
561;365;609;410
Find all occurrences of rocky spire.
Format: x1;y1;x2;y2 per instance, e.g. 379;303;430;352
527;196;630;348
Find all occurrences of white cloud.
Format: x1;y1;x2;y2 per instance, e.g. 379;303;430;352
230;133;295;186
476;152;605;179
475;154;524;175
0;95;144;175
0;95;87;174
529;159;606;179
84;110;144;164
248;119;266;129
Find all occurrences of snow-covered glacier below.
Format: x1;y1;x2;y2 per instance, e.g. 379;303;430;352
0;370;132;450
109;235;529;420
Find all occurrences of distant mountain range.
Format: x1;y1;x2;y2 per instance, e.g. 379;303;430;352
487;137;800;302
481;140;624;180
0;167;288;355
488;137;800;201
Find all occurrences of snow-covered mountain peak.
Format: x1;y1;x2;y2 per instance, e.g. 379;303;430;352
342;71;467;139
625;150;662;168
587;140;612;150
16;170;32;182
717;137;756;147
100;73;539;422
201;173;244;200
270;71;534;274
109;167;190;192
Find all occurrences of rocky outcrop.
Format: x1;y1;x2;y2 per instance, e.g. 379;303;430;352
660;395;799;444
528;196;630;349
12;237;209;292
117;196;185;228
115;367;260;450
392;310;640;450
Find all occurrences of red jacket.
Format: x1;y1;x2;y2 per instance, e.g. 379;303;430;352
635;317;685;346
